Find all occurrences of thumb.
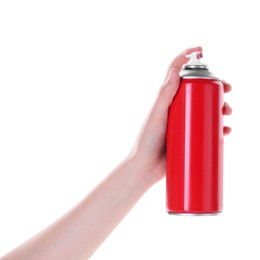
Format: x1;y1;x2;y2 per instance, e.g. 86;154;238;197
160;68;180;106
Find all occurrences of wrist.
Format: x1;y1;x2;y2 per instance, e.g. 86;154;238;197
125;152;162;188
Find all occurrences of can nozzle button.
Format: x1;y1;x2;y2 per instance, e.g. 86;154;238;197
183;51;208;70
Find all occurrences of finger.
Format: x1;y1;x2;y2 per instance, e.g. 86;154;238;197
223;81;232;93
167;46;203;75
222;102;232;115
161;46;203;104
149;47;203;127
223;126;232;135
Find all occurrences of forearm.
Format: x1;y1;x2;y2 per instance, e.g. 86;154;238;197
1;155;156;260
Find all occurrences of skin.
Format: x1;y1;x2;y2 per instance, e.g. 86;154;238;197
1;47;232;260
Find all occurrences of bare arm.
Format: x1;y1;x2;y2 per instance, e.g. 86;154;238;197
1;156;155;260
1;47;231;260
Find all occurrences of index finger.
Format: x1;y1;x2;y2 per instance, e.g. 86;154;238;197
168;46;203;73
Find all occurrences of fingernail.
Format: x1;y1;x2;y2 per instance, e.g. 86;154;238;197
163;68;178;86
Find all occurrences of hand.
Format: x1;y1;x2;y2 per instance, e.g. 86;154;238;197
130;47;232;183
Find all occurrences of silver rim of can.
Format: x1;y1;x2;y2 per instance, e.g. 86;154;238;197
168;212;222;216
180;69;220;80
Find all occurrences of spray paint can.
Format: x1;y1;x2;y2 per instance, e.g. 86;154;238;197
166;52;224;215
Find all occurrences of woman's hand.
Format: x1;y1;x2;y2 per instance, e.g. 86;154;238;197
130;47;232;183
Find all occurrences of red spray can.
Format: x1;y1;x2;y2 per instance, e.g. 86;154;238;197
166;52;224;215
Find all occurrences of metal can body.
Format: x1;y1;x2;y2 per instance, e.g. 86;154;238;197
166;78;224;214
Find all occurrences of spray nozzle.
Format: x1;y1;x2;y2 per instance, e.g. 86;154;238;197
183;51;208;70
187;51;203;64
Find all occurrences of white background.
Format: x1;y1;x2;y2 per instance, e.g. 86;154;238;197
0;0;259;259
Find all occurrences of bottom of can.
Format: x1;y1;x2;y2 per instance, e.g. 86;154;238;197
168;212;222;216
